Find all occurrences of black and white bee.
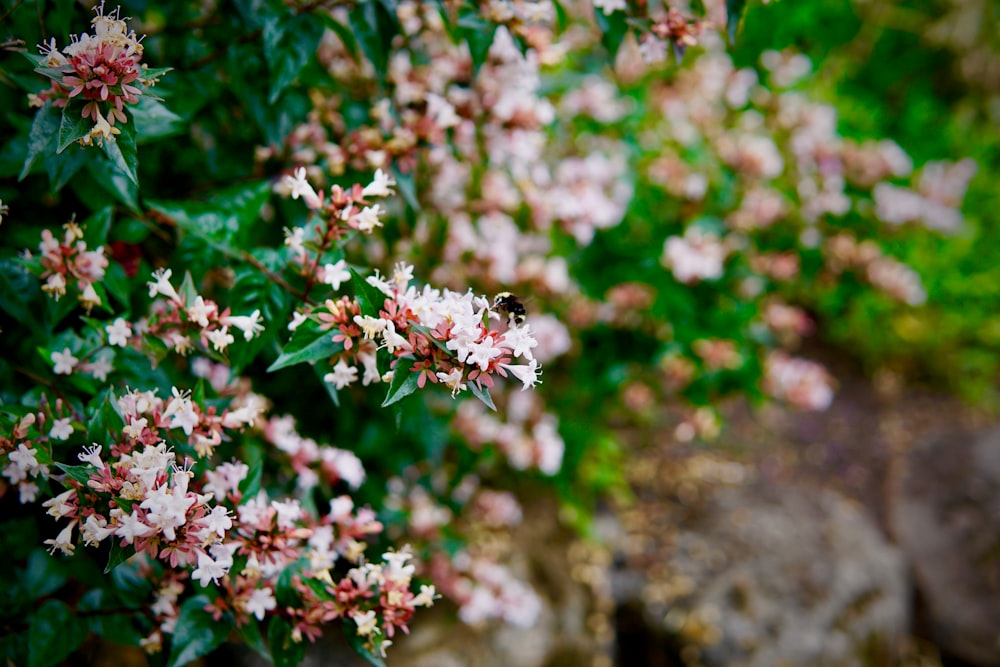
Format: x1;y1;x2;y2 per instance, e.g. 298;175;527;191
493;292;527;325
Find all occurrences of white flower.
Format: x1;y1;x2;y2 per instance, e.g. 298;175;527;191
436;368;467;397
501;359;542;390
79;283;102;310
205;326;235;352
44;521;77;556
147;268;181;302
353;610;380;636
187;296;214;328
245;587;277;621
324;361;358;389
50;418;73;441
283;167;322;209
353;204;384;234
499;322;538;361
361;168;396;198
322;259;352;291
226;310;264;341
466;335;503;372
78;444;103;468
86;356;113;382
192;550;229;587
106;318;132;347
51;348;79;375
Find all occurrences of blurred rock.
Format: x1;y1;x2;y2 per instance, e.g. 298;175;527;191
889;427;1000;666
612;482;910;667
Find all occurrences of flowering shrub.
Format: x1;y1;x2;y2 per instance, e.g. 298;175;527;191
0;0;986;665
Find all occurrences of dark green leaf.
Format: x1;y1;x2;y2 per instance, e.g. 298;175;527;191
238;619;269;659
25;549;68;600
382;357;419;407
469;382;497;411
238;458;264;500
167;595;232;667
131;97;184;141
104;541;136;574
28;600;87;667
86;389;125;445
56;101;92;154
268;320;346;372
101;117;139;186
20;102;59;181
268;617;306;667
351;269;387;318
55;463;93;486
391;164;420;212
726;0;748;44
264;14;324;103
43;142;88;192
82;206;114;248
80;591;144;645
275;559;308;609
343;622;387;667
593;8;629;60
320;14;361;62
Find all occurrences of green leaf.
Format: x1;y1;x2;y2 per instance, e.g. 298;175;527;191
301;577;336;602
391;164;420;212
268;320;346;372
228;266;290;372
111;558;153;607
146;181;271;253
350;0;401;86
351;269;387;318
56;101;92;154
320;14;361;62
238;457;264;500
263;13;324;103
237;619;269;659
382;357;419;407
86;389;125;444
104;540;136;574
406;322;450;353
275;558;307;609
268;617;306;667
28;600;87;667
593;8;629;60
25;549;68;600
82;206;115;248
343;622;388;667
20;102;59;181
43;143;88;192
80;590;143;645
726;0;748;44
131;97;184;141
55;463;94;486
456;2;497;75
469;381;497;411
167;595;232;667
88;155;140;211
101;117;139;186
0;259;42;336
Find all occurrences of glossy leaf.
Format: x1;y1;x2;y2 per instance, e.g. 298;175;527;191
382;356;419;407
167;595;232;667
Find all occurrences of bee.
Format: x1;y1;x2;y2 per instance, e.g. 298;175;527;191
493;292;527;325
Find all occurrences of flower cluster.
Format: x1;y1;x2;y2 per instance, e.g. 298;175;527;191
141;268;266;356
762;351;835;411
10;382;436;656
34;220;109;309
293;262;542;399
29;3;158;145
